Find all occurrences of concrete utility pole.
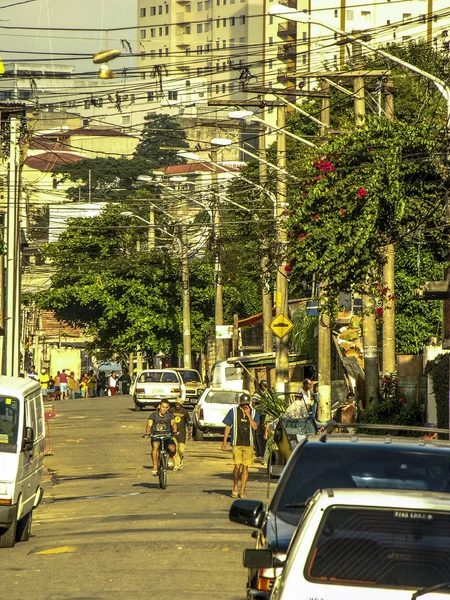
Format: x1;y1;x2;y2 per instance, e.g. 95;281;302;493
211;147;225;363
352;40;379;407
179;198;192;369
382;82;396;375
4;115;20;377
258;121;274;357
274;104;290;392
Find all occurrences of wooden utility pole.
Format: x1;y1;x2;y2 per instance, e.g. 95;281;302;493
382;82;396;375
274;104;289;392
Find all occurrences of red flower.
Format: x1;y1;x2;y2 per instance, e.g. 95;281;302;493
312;214;320;221
397;377;401;383
301;192;307;197
375;307;384;316
340;208;347;215
399;397;405;403
284;264;292;273
357;188;368;198
369;148;374;152
314;159;336;172
289;233;294;237
283;209;290;216
298;233;306;240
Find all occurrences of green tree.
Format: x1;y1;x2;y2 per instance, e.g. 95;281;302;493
134;113;189;166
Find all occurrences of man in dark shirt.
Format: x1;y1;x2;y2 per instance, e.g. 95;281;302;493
222;393;260;499
170;398;192;470
119;367;132;395
145;400;178;476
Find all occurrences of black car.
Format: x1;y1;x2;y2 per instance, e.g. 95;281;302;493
230;432;450;598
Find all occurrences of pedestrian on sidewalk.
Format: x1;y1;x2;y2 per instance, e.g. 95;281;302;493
68;372;77;400
38;368;50;400
170;398;192;470
119;367;132;395
59;369;69;400
87;370;97;398
222;392;260;499
108;371;118;396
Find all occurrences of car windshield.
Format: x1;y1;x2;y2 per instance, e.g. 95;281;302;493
139;371;175;383
178;370;201;383
0;395;20;453
305;506;450;589
204;391;239;404
274;445;450;516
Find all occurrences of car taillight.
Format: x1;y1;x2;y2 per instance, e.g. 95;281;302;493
257;573;274;592
136;388;145;393
171;388;181;393
200;408;204;420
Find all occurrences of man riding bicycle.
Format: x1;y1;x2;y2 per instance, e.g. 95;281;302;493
145;400;178;476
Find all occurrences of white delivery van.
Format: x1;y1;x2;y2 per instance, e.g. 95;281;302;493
0;376;45;548
210;361;244;391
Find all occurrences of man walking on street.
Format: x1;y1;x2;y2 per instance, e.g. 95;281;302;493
170;398;192;470
222;392;260;499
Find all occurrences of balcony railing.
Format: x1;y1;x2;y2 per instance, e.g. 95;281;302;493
278;21;297;39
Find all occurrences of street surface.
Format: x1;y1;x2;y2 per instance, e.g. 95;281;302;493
2;396;269;599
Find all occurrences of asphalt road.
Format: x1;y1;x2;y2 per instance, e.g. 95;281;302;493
2;395;270;600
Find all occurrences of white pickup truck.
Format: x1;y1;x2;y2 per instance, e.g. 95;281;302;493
131;369;186;411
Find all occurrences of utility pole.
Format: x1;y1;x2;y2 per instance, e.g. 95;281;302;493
259;121;273;357
4;115;20;376
352;40;379;407
274;104;289;392
382;82;396;375
211;147;225;363
179;197;192;369
317;91;332;421
148;204;155;249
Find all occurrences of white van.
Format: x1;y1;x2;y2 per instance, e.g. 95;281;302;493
210;361;244;391
0;376;45;548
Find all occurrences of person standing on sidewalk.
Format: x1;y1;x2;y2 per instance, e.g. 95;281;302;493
59;369;69;401
222;393;260;499
170;399;192;470
68;372;77;400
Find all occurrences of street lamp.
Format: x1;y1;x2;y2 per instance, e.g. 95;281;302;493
268;5;450;123
227;110;317;147
120;211;192;369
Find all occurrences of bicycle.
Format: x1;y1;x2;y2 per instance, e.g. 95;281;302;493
144;433;175;489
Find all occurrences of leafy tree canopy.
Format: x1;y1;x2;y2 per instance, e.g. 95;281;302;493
134;113;189;166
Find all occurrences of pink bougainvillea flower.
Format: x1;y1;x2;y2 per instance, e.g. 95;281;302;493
312;214;320;221
369;148;374;152
399;397;405;403
315;159;336;172
357;188;368;198
289;233;294;237
301;192;307;197
397;377;401;383
284;264;292;273
375;307;384;316
298;233;306;240
340;208;347;215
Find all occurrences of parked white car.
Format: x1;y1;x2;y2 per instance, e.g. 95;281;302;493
131;369;186;411
243;488;450;600
192;388;246;441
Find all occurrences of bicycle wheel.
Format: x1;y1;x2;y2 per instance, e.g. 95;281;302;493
159;451;168;489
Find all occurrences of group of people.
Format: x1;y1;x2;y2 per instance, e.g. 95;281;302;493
27;366;132;399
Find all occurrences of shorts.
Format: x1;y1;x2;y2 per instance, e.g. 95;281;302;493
232;445;255;467
60;383;68;392
151;437;175;451
41;388;48;397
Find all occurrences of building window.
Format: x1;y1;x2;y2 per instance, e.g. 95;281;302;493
84;99;90;109
151;28;156;37
185;25;191;34
197;23;203;33
216;19;220;27
240;15;245;24
165;26;169;35
150;49;156;58
150;6;156;16
165;47;169;55
186;3;191;11
269;15;273;24
269;36;273;45
334;9;338;17
159;48;163;56
230;38;235;47
403;13;412;20
205;22;210;32
216;85;220;93
186;80;191;86
140;51;146;61
302;31;307;41
222;61;227;70
159;27;163;36
82;118;90;127
205;0;211;7
197;1;203;10
186;48;191;55
239;37;245;45
204;43;210;52
222;84;226;93
223;39;226;48
159;5;163;14
140;29;147;39
230;16;235;25
302;54;307;64
197;45;203;54
168;90;178;100
166;4;169;13
387;19;390;24
197;67;202;76
216;62;220;71
122;115;131;125
140;8;146;17
223;18;226;26
217;0;220;4
147;91;154;101
268;59;273;69
346;9;354;20
229;82;235;92
216;41;220;49
361;10;371;21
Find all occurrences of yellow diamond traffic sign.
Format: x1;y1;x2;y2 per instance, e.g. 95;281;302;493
269;313;294;339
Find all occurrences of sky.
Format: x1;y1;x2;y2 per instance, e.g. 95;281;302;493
0;0;138;72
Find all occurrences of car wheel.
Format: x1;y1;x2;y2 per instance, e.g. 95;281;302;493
0;520;17;548
134;397;142;411
16;510;32;542
194;426;204;441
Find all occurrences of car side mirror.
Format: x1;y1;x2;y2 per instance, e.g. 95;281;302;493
23;426;34;451
243;548;285;570
229;499;265;528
